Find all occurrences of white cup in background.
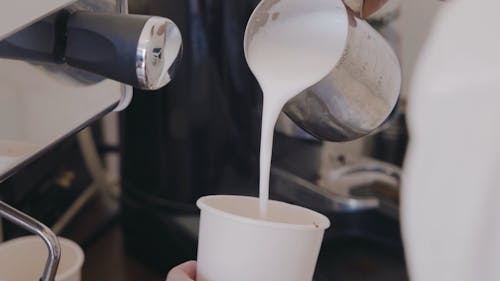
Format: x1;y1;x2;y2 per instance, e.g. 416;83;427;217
0;236;84;281
196;195;330;281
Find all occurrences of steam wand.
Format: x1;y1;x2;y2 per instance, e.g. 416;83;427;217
0;200;60;281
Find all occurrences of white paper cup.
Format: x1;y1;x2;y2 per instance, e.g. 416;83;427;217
196;195;330;281
0;236;84;281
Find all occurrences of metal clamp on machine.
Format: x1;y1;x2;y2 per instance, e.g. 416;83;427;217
0;201;61;281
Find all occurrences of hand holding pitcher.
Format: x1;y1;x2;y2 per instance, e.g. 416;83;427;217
343;0;389;18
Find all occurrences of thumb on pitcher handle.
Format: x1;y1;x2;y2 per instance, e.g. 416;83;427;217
343;0;389;18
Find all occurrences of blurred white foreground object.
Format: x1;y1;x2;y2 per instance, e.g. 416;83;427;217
402;0;500;280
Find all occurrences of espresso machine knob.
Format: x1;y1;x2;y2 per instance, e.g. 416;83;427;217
65;12;182;90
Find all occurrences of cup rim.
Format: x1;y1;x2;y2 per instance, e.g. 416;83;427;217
197;195;331;231
0;236;85;280
55;237;85;280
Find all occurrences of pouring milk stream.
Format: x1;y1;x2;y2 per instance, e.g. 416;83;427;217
197;0;400;279
246;7;347;217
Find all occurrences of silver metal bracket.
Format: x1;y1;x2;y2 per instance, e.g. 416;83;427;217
0;200;61;281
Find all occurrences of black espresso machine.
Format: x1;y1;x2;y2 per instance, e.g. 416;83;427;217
121;1;409;280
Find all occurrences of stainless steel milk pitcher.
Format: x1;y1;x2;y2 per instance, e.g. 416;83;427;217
245;0;401;141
